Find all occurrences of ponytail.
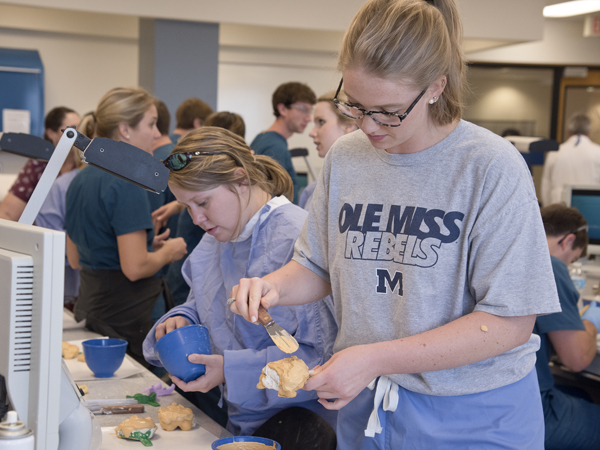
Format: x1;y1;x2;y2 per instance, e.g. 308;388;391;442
255;155;294;200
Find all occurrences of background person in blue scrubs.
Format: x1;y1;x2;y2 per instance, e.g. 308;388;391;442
65;87;187;366
537;203;600;450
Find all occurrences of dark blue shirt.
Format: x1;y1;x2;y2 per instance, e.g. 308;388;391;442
250;131;298;204
65;166;154;270
533;256;583;392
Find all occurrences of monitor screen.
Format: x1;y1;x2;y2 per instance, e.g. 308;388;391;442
569;188;600;246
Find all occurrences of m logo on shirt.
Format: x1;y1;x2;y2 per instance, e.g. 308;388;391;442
339;202;464;268
376;269;403;295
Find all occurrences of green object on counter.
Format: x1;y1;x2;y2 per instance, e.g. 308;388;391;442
117;428;156;447
126;392;160;407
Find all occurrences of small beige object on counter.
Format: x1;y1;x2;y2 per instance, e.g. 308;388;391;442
158;402;194;431
217;443;276;450
62;341;80;359
480;325;488;332
77;352;86;362
79;384;89;394
257;356;309;398
114;415;156;439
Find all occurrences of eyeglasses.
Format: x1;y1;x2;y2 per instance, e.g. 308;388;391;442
162;151;243;171
288;104;313;116
557;224;589;245
333;78;427;127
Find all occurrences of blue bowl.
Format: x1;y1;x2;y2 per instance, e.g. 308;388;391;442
155;324;211;382
82;338;127;378
211;436;281;450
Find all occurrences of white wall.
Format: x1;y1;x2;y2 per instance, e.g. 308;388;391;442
464;77;553;138
467;19;600;66
218;46;340;177
0;27;138;117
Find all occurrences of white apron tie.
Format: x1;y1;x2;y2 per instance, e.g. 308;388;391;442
364;376;399;437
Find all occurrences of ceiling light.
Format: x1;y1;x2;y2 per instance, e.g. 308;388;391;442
543;1;600;18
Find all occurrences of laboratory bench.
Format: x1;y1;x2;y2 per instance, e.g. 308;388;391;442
62;311;231;449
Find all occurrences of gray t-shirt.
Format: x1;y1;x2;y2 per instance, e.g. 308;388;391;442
293;120;560;396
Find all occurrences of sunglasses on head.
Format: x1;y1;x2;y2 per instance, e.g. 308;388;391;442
162;151;243;171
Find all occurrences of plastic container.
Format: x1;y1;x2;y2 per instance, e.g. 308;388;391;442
211;436;281;450
82;338;127;378
0;411;34;450
570;261;586;307
155;324;211;382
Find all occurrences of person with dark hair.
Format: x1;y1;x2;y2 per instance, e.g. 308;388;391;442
501;128;521;137
152;100;174;160
250;82;316;204
204;111;246;139
537;203;600;449
143;127;337;436
170;97;214;143
230;0;560;447
542;112;600;206
147;100;179;320
0;106;80;221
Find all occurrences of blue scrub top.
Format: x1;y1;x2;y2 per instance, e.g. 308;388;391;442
65;166;154;271
534;255;585;392
250;131;298;204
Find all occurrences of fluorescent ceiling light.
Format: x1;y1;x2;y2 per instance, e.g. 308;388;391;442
544;1;600;18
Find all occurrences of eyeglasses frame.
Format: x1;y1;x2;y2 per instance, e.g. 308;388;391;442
332;78;428;128
557;224;589;245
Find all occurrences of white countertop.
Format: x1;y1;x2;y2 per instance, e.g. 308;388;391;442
62;310;231;449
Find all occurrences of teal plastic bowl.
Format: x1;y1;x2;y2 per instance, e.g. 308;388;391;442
211;436;281;449
82;338;127;378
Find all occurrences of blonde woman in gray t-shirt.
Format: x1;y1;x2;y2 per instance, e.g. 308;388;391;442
230;1;560;448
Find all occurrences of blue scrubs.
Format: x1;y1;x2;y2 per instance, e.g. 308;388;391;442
337;370;544;450
143;198;338;435
65;166;160;366
65;166;154;270
534;256;600;450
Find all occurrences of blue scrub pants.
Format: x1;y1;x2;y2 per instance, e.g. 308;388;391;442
542;386;600;450
336;369;544;450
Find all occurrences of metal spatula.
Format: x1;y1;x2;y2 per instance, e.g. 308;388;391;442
227;299;299;353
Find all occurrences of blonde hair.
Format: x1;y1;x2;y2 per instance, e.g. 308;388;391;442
168;127;293;201
94;87;155;139
338;0;465;125
78;111;96;139
317;91;356;128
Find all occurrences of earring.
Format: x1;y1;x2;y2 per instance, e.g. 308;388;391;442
429;96;439;105
126;135;130;139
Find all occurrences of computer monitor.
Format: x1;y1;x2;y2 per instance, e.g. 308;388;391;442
0;220;100;450
562;185;600;257
0;219;63;449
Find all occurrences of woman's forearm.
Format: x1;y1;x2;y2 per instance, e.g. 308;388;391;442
265;260;332;305
365;311;536;376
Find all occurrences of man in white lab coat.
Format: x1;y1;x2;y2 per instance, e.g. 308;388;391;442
541;112;600;206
